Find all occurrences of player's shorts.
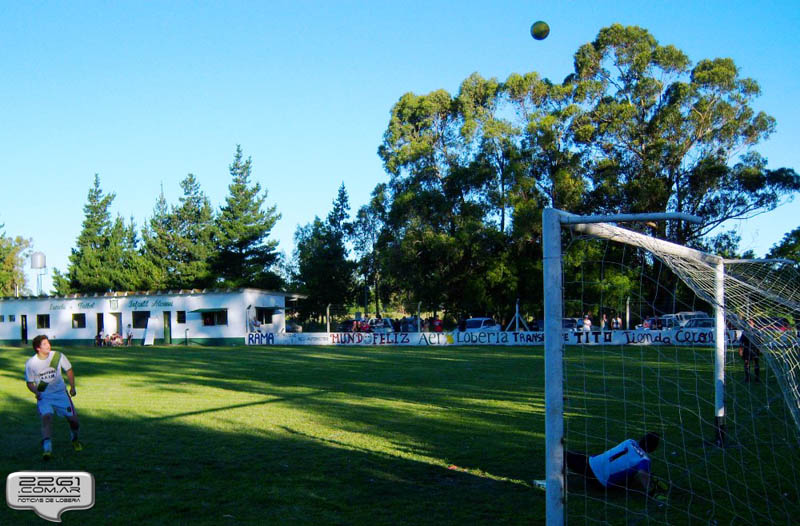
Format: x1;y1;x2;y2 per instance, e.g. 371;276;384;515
38;390;77;418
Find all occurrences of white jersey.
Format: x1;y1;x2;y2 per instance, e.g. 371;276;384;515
25;351;72;396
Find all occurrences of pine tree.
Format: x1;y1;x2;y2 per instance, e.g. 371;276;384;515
172;174;217;288
141;175;217;290
213;146;282;289
141;188;173;289
293;184;356;319
54;175;149;294
54;175;116;293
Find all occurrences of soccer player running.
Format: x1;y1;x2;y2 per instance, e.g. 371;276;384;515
565;432;666;498
24;335;83;460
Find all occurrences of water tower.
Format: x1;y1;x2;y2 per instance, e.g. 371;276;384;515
31;251;46;296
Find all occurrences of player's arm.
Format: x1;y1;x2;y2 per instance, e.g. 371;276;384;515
26;381;41;398
635;469;650;492
25;365;41;399
66;368;76;396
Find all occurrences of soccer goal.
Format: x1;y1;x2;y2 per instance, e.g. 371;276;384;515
542;208;800;525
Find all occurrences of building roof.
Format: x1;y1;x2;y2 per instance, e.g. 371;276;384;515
0;288;307;302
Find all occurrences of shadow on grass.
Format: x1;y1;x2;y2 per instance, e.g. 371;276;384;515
2;344;546;477
0;406;544;526
0;344;547;525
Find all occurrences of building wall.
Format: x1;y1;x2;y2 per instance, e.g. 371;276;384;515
0;289;288;346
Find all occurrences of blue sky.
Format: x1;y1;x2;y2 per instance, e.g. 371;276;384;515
2;1;798;294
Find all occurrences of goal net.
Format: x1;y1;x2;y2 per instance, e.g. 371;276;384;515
543;209;800;525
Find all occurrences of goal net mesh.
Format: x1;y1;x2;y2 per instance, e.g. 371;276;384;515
559;223;800;525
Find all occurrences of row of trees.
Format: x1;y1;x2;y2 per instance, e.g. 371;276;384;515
286;25;800;324
361;24;800;319
51;146;282;294
1;25;797;324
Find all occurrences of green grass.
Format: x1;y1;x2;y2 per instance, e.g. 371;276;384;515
3;343;799;525
563;344;800;525
0;344;546;525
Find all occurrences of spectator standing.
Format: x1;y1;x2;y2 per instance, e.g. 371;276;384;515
739;320;761;383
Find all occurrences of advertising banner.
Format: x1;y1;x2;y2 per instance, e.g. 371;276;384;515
246;328;742;347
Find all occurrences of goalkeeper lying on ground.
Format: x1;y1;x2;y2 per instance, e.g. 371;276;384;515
566;432;666;497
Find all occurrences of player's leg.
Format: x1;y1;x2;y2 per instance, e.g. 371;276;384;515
753;355;761;382
40;412;53;460
52;392;83;451
743;357;751;382
66;414;82;450
566;451;591;476
62;397;82;450
566;450;603;489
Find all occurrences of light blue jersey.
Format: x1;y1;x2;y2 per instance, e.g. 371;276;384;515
588;439;650;487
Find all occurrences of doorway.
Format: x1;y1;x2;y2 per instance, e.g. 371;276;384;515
111;313;122;335
96;313;104;337
163;311;172;344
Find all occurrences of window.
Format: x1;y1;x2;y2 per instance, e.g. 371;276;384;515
255;307;274;325
0;315;4;322
177;311;186;324
37;314;50;329
132;311;151;329
202;310;228;326
72;313;86;329
9;314;15;322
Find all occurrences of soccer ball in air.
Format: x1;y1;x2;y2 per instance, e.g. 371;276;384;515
531;21;550;40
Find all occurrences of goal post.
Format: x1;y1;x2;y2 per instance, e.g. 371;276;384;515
543;208;706;526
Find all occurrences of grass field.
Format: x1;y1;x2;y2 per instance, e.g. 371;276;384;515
3;342;800;525
1;344;546;525
563;344;800;525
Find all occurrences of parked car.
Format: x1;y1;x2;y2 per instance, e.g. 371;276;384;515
639;314;695;330
660;314;681;328
562;318;581;330
463;317;500;332
338;320;358;332
636;317;660;330
398;317;420;332
675;311;709;326
684;317;715;329
368;318;394;333
658;316;681;329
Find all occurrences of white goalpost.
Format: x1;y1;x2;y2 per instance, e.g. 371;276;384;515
543;208;800;525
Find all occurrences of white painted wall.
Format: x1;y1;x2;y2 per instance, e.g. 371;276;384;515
0;288;290;344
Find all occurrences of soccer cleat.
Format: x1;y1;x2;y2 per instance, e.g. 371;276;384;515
71;440;83;452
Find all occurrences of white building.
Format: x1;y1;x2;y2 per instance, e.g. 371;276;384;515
0;288;302;347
